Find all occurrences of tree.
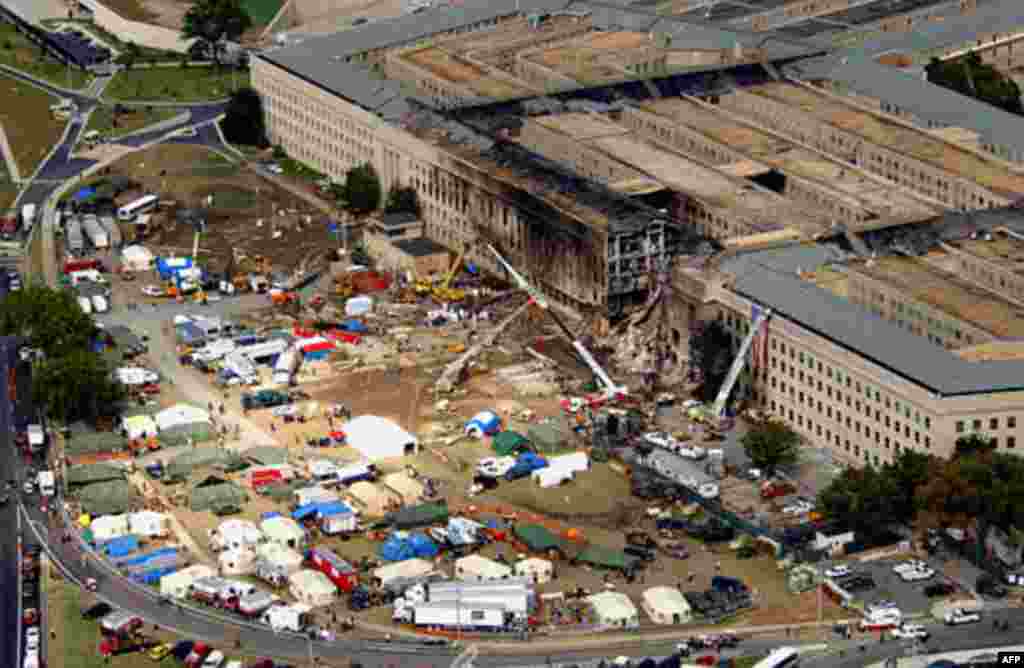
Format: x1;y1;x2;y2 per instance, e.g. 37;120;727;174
384;185;419;216
926;54;1023;115
181;0;252;65
221;87;267;147
818;465;901;539
954;433;997;458
0;285;97;357
343;162;382;215
740;419;800;477
688;320;734;402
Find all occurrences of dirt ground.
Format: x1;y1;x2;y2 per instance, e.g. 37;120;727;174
289;0;412;34
88;144;330;276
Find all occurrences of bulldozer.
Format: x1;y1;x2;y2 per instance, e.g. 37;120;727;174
333;272;354;299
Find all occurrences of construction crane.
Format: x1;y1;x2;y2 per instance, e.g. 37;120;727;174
485;243;627;399
433;240;474;303
710;307;772;419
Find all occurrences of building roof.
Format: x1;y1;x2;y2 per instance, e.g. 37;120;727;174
393;237;449;258
381;211;419;228
720;242;1024;396
787;55;1024;163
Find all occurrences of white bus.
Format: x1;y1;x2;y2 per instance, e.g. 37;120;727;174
117;194;159;221
753;647;800;668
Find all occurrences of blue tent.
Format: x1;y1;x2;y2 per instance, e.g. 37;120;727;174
408;532;438;558
261;511;281;520
102;535;139;558
292;504;320;521
378;535;415;562
131;565;177;585
465;410;501;436
340;320;368;333
113;546;176;568
317;501;353;518
73;187;96;203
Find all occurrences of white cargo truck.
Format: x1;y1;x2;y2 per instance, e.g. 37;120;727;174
260;603;312;632
20;203;36;232
37;470;55;497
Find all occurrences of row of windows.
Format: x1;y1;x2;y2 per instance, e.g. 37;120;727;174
956;416;1018;432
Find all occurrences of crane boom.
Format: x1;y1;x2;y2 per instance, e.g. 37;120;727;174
711;307;771;417
486;244;626;397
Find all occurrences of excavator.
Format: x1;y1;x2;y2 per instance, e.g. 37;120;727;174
432;241;473;303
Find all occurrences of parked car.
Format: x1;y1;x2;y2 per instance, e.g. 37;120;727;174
825;565;852;579
202;650;226;668
893;560;929;574
900;568;936;582
840;576;876;592
782;500;814;515
944;608;981;625
643;432;675;449
148;642;174;660
476;456;516;478
184;642;212;667
891;623;930;640
241;389;292;410
924;582;955;597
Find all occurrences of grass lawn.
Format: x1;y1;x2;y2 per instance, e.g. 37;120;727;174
104;66;250;102
0;23;93;89
49;578;156;668
0;74;66;178
242;0;284;25
84;105;180;139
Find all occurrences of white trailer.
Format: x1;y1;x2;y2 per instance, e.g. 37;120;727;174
37;470;55;496
66;217;84;252
20;203;36;232
260;603;312;632
406;601;507;629
532;466;574;488
547;452;589;475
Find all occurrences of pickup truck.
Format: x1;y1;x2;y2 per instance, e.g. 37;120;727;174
241;389;292;410
504;453;548;481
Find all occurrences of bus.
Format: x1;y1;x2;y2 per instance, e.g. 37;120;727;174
117;194;159;221
752;647;800;668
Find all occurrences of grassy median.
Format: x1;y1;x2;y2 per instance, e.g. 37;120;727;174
0;23;92;89
103;66;249;102
0;74;66;178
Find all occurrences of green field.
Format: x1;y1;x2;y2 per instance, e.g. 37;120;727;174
0;74;67;179
103;66;249;102
242;0;284;24
0;23;92;89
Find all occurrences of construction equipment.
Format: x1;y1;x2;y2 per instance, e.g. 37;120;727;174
485;244;627;399
433;241;473;303
436;297;529;394
271;291;299;306
710;307;771;419
333;272;354;299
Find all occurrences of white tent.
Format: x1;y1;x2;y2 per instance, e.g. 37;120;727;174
261;516;306;550
289;569;337;608
514;557;553;584
256;542;304;574
587;591;639;629
293;486;339;507
641;586;692;625
455;554;513;582
121;245;154;271
115;367;159;387
373;558;437;586
219;548;257;576
347;482;396;517
128;511;169;538
343;415;417;460
381;472;424;505
212;519;264;551
121;414;157;439
91;514;130;541
345;296;373;317
155;404;211;432
161;564;216;599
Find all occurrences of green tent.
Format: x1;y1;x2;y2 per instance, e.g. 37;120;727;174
67;463;127;488
244;446;290;466
574;544;638;572
387;502;449;529
514;524;567;554
189;475;248;512
492;431;529;456
527;421;570;454
166;448;238;479
259;480;304;499
65;431;126;457
78;480;136;515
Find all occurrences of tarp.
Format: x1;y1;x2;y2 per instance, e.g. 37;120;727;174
77;480;136;516
101;535;139;557
387;502;449;529
408;532;439;558
189;480;247;512
465;411;501;437
575;545;638;572
379;535;415;562
340;319;368;333
514;524;566;553
492;431;529;456
73;187;96;202
67;462;126;487
128;511;169;537
344;415;417;460
292;504;319;521
113;547;177;568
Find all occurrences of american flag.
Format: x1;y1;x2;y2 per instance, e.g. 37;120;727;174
750;305;769;373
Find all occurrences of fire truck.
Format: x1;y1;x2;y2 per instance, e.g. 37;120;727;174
308;548;358;593
98;611;145;655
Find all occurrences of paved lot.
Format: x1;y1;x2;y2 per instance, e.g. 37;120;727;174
826;558;950;615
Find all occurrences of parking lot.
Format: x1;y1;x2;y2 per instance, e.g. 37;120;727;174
825;558;958;615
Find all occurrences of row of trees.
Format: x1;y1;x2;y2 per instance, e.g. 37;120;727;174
0;286;124;423
925;53;1023;115
818;434;1024;541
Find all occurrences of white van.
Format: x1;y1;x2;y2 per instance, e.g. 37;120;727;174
77;296;92;314
91;294;109;313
